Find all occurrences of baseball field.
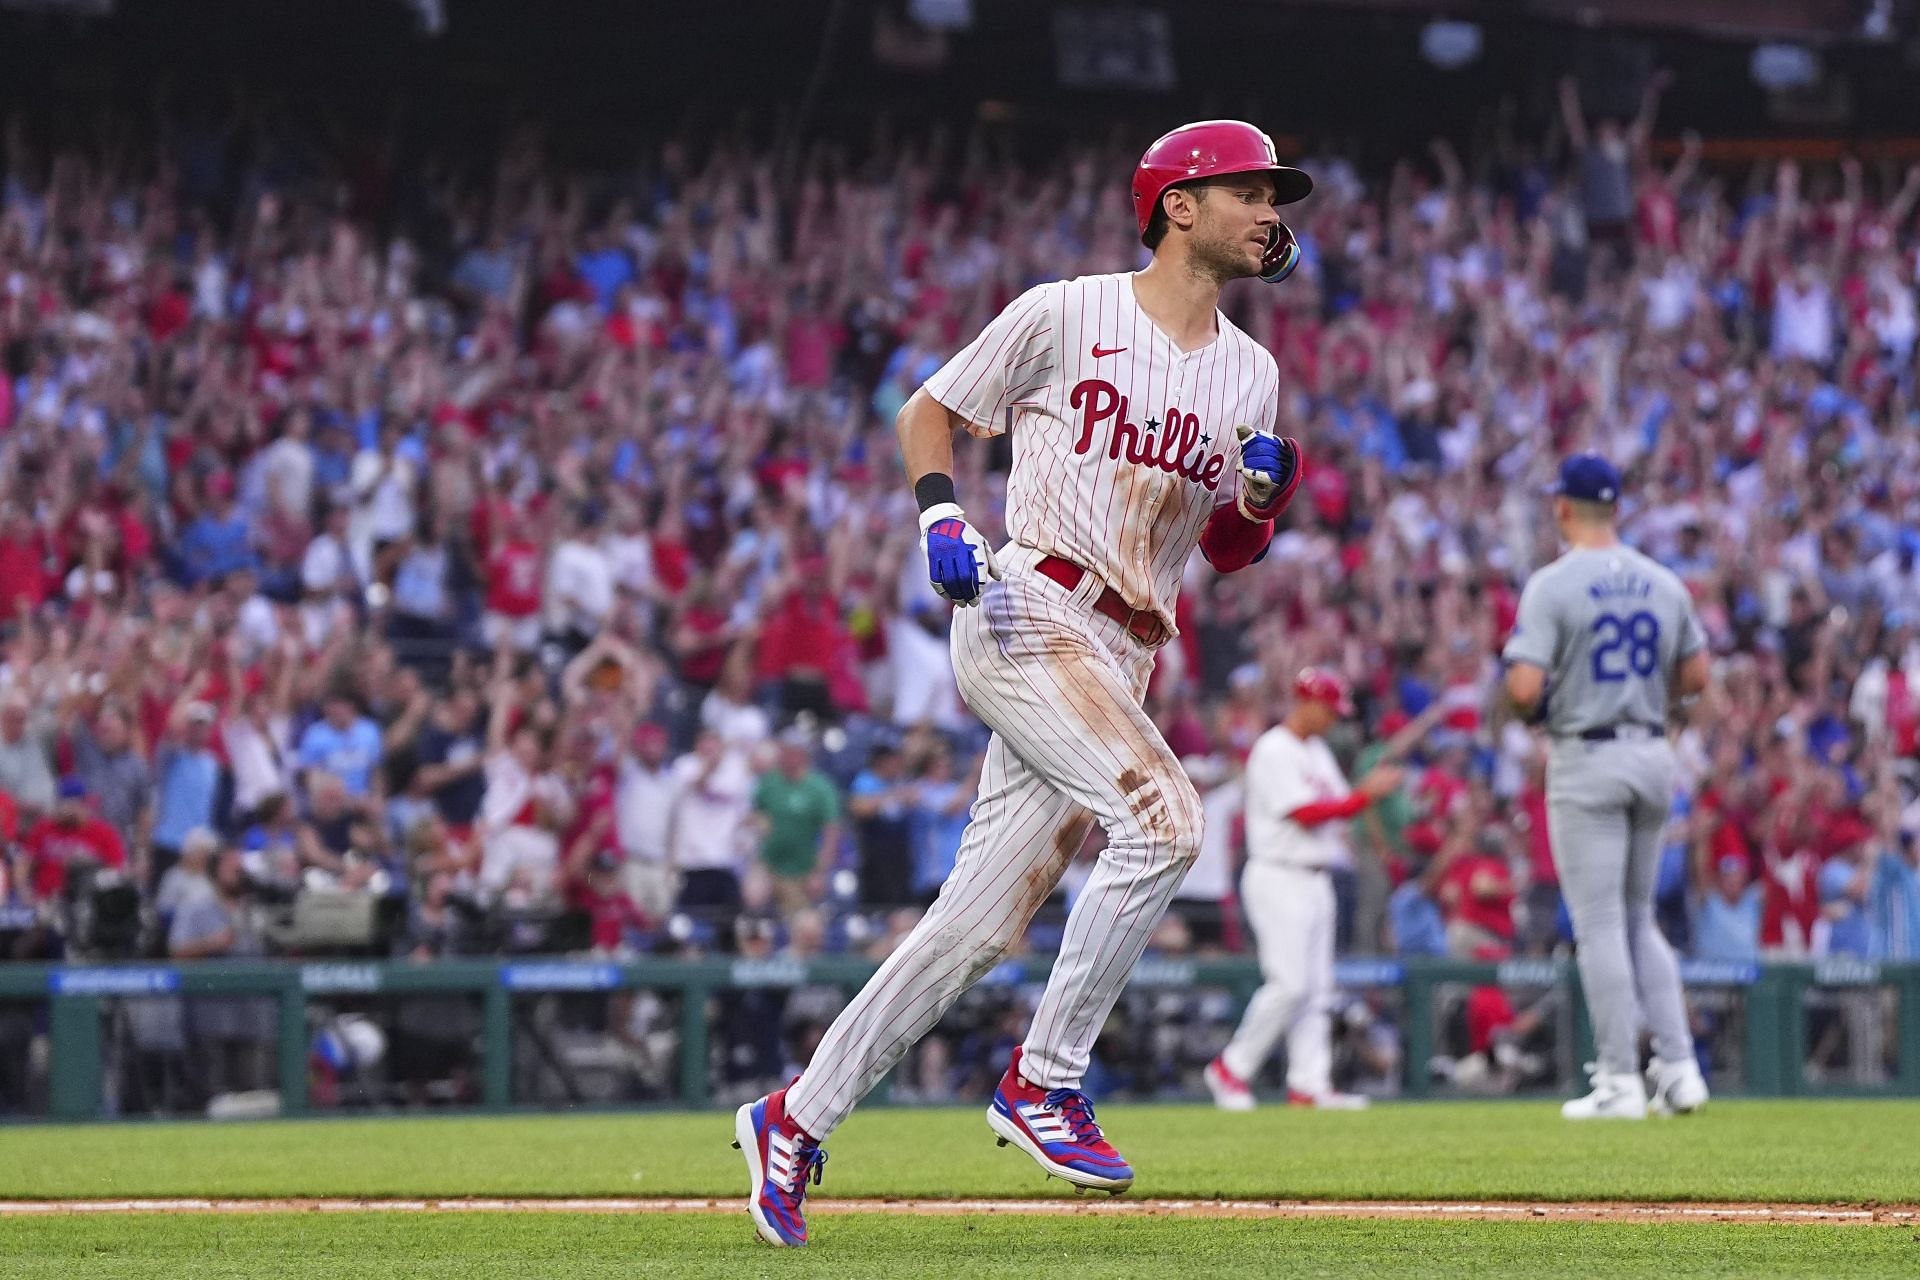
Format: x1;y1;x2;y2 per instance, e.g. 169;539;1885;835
3;1099;1918;1277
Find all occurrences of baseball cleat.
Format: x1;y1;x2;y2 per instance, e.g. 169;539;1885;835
988;1047;1134;1193
1204;1057;1257;1111
1561;1066;1648;1120
733;1086;827;1246
1286;1087;1370;1111
1645;1057;1710;1116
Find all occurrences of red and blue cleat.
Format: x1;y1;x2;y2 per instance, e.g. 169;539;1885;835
987;1047;1134;1194
733;1086;827;1246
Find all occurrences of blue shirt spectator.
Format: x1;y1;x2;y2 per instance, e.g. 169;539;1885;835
297;697;385;797
152;703;224;853
910;776;971;900
1694;855;1763;963
1869;843;1920;960
1388;880;1448;957
577;241;635;313
1818;854;1873;957
178;497;257;585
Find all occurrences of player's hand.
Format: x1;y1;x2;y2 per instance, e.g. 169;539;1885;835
1233;424;1304;520
1260;222;1302;283
1357;765;1406;799
918;503;1000;607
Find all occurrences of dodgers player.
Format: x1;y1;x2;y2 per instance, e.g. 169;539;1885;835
1502;454;1713;1120
1204;669;1410;1112
734;120;1312;1246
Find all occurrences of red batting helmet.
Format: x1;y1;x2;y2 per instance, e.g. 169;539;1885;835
1131;120;1314;242
1293;667;1355;716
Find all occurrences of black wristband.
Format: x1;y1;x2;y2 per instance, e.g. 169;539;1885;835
914;472;958;513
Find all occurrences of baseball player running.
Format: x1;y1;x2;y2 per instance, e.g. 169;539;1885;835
735;120;1311;1246
1204;668;1405;1111
1501;454;1712;1120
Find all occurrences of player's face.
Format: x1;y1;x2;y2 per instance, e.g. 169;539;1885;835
1190;176;1281;283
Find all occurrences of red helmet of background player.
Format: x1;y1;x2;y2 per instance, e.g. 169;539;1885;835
1293;667;1355;717
1131;119;1313;243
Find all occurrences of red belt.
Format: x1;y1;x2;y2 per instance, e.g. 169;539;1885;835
1034;556;1169;647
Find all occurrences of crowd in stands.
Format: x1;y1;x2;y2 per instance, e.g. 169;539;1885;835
2;74;1920;1018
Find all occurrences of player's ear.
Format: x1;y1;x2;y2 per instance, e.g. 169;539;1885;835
1162;184;1202;234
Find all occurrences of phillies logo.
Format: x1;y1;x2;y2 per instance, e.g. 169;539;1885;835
1069;378;1226;489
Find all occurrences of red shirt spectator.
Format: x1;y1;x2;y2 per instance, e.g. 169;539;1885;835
0;516;52;613
1440;846;1515;942
23;785;128;899
755;585;868;713
566;852;652;951
486;538;545;618
1760;847;1821;953
1513;782;1555;889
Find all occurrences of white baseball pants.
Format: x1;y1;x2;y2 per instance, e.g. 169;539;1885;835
1218;861;1335;1095
784;545;1202;1139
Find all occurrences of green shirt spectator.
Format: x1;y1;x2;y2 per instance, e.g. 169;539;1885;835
753;734;842;910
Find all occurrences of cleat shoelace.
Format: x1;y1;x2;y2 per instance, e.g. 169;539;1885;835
774;1143;827;1200
1044;1088;1105;1145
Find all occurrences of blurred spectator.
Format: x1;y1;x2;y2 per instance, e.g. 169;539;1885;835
296;693;385;800
908;742;977;905
20;778;127;901
1437;800;1517;957
169;848;273;1100
64;703;150;846
476;678;569;904
846;744;915;909
614;722;677;921
667;727;753;934
149;699;224;891
412;688;489;829
1819;842;1875;957
0;689;55;816
238;793;304;900
1691;825;1764;966
751;728;841;917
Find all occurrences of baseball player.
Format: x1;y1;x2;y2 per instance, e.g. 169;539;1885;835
1502;453;1712;1120
735;120;1311;1246
1203;668;1403;1111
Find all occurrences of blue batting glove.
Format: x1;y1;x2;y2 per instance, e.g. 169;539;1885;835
1232;425;1305;520
919;503;1001;606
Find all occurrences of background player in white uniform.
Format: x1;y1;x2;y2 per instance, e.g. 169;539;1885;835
1503;454;1713;1120
733;120;1312;1247
1203;669;1404;1111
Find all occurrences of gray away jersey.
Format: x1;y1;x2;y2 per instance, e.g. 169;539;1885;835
1502;545;1707;738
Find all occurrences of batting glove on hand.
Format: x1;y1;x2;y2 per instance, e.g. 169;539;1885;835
919;503;1000;607
1233;424;1304;521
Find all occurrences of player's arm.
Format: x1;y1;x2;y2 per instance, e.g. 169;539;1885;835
1377;702;1447;765
902;284;1055;605
899;388;1001;607
1675;649;1709;698
1199;399;1302;573
1504;662;1549;718
1287;767;1403;827
1500;576;1559;723
1669;600;1711;712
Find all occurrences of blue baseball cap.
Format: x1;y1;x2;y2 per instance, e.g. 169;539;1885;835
1550;453;1623;504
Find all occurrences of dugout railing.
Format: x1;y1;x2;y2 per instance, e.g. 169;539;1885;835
0;956;1914;1120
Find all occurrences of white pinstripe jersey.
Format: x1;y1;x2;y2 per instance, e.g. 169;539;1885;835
923;272;1280;632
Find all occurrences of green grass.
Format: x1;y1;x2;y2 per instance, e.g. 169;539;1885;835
4;1212;1918;1279
2;1100;1917;1204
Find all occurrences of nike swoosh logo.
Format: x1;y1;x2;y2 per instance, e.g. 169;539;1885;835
1090;344;1127;358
